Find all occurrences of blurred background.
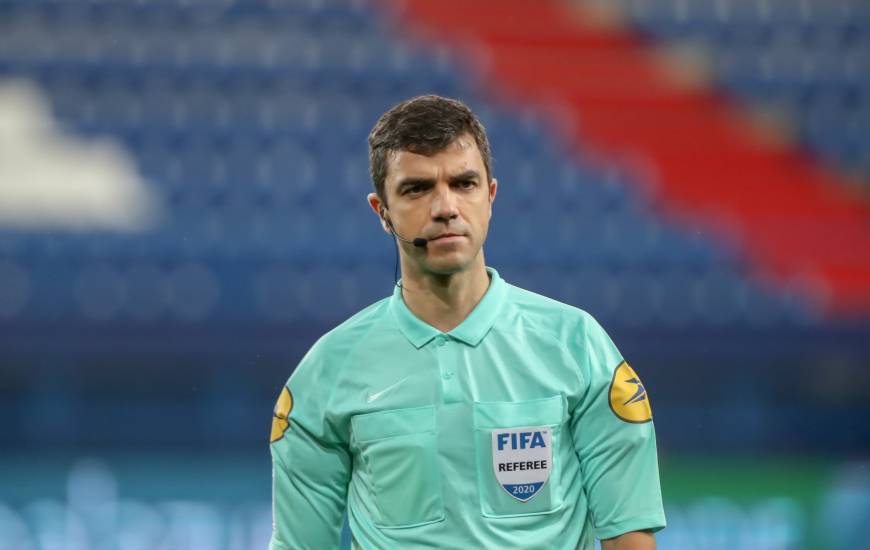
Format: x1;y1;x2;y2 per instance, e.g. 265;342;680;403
1;0;869;548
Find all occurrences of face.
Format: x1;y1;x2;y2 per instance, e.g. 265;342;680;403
368;134;497;276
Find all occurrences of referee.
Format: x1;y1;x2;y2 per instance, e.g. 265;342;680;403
269;95;666;549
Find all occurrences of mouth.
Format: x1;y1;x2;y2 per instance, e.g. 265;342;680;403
429;233;466;242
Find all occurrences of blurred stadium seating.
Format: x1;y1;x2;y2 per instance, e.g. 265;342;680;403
614;0;870;177
0;0;868;548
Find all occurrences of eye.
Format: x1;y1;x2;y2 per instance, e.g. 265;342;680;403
457;180;477;189
405;184;424;195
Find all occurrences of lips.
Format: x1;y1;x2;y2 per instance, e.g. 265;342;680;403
429;233;465;241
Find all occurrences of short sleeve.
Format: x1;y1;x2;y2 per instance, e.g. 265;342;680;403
270;342;352;550
570;314;666;540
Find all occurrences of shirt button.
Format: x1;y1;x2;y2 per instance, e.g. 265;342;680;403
442;372;453;380
436;337;447;347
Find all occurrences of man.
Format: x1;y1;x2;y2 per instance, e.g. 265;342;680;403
270;95;666;549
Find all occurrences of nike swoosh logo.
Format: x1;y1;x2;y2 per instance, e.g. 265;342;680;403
366;376;411;403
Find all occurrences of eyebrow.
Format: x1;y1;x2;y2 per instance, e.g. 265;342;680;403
395;170;482;194
449;170;481;183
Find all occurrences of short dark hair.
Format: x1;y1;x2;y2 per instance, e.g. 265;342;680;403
368;95;492;206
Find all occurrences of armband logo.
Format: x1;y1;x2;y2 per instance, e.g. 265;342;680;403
608;361;652;423
270;386;293;443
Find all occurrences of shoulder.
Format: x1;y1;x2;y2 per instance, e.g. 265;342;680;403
505;283;624;386
291;297;391;380
503;282;601;340
308;296;390;361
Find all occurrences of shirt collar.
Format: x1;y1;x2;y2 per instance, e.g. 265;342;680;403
390;267;507;349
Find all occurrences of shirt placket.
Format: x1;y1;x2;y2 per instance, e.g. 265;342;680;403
433;334;462;403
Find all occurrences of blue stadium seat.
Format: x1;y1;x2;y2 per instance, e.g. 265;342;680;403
618;0;870;177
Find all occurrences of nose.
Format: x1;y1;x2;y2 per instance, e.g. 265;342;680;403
430;183;459;222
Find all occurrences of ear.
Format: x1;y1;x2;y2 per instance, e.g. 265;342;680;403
488;178;498;211
367;192;391;234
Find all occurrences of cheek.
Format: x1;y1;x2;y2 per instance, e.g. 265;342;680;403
398;205;424;225
481;198;493;220
471;204;492;235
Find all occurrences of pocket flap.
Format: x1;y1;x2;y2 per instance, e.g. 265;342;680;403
473;395;564;429
352;405;436;442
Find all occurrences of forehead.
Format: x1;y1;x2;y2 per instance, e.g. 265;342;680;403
385;135;485;189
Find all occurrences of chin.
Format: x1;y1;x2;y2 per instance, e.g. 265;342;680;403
422;250;478;275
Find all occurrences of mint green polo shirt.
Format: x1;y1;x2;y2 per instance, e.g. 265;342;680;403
270;267;665;549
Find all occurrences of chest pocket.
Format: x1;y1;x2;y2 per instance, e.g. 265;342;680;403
351;405;445;528
473;395;567;518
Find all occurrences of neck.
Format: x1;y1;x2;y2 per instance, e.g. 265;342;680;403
399;255;491;333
